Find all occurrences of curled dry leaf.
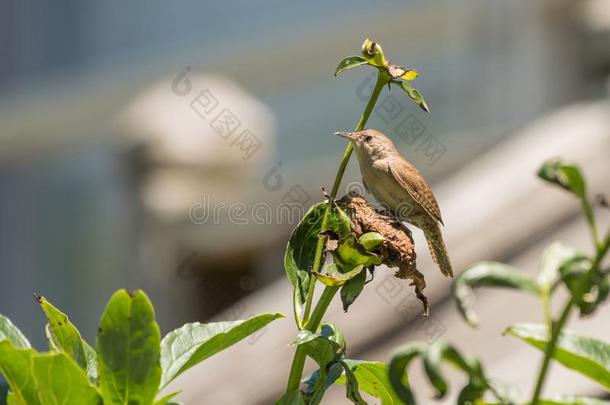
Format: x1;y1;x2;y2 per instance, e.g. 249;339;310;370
336;193;428;316
387;64;418;81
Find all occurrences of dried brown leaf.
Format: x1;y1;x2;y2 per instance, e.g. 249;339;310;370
336;193;428;316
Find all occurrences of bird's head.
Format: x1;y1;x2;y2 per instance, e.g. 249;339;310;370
335;129;397;160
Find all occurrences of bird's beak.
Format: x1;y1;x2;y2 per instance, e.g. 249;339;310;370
335;131;357;141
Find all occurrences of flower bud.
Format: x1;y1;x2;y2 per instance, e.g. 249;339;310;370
361;38;387;67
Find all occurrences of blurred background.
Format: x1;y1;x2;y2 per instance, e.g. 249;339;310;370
0;0;609;403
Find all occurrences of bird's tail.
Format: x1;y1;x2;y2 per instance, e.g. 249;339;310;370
423;222;453;277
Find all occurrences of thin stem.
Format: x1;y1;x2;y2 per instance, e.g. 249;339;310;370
582;200;600;249
598;232;610;268
329;73;386;197
286;73;387;393
286;286;339;392
307;286;340;331
540;291;552;329
530;230;610;405
301;73;387;324
530;297;574;405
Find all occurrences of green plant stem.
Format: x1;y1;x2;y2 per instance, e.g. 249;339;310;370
540;291;553;329
530;297;574;405
301;73;387;324
530;231;610;405
582;201;600;249
286;73;387;394
286;286;339;392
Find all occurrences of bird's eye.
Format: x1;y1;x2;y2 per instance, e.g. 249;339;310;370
364;135;373;142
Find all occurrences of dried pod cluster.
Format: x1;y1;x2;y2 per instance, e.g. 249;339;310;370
336;192;429;316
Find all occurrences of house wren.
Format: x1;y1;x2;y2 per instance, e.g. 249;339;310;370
336;129;453;277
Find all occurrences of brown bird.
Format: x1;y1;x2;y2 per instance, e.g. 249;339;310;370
336;128;453;277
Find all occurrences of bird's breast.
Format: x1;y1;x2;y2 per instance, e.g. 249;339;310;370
361;160;414;213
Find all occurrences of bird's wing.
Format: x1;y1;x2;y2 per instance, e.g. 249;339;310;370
388;157;444;225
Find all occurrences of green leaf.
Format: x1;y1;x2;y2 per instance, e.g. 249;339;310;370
97;289;161;405
0;342;36;405
537;243;579;295
421;341;488;401
422;341;449;397
454;359;488;405
537;160;598;242
284;202;351;324
453;262;539;326
0;341;102;405
0;314;30;350
294;323;345;348
307;363;345;405
160;313;284;387
328;204;353;237
30;353;102;405
340;268;367;312
154;391;180;405
335;237;381;268
285;203;326;325
44;324;98;382
389;342;494;404
340;361;367;405
388;343;427;405
276;390;306;405
399;81;430;113
6;392;16;405
337;360;402;404
83;340;98;382
35;294;97;380
506;323;610;391
559;257;609;316
315;263;364;287
334;56;367;77
361;39;387;68
358;232;384;251
295;323;345;370
538;160;586;199
297;324;347;403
